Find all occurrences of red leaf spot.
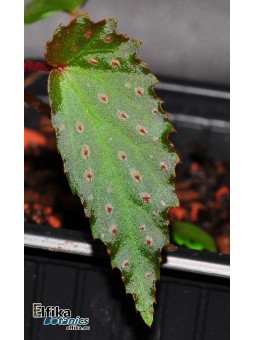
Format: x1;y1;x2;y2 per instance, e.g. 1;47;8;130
85;30;93;38
160;162;168;171
145;272;152;279
76;122;84;133
105;204;113;214
97;93;108;103
140;128;147;134
104;36;111;43
118;151;127;161
110;225;118;235
140;193;151;203
85;169;94;182
111;59;121;67
145;236;153;246
137;125;148;135
152;108;159;115
118;111;129;120
130;169;142;182
122;260;129;268
135;88;144;95
82;145;90;159
139;224;146;231
89;59;98;65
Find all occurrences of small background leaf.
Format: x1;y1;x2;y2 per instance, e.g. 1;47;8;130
46;13;179;326
24;0;87;24
172;221;217;252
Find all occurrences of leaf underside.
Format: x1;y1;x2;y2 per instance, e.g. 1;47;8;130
24;0;87;24
46;13;179;326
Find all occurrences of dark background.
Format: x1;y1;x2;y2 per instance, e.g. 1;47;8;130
24;0;229;87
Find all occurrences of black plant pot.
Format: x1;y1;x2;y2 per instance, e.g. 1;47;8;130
25;224;229;340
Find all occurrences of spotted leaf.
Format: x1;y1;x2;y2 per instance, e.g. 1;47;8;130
24;0;87;24
46;13;179;326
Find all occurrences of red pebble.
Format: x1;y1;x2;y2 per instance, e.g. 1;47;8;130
215;186;230;200
168;207;187;220
47;216;62;228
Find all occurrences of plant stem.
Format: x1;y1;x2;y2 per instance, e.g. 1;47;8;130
24;60;53;72
24;90;51;118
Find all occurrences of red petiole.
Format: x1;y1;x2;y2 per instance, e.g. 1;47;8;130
24;60;53;72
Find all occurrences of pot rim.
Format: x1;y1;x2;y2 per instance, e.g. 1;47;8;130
24;224;230;279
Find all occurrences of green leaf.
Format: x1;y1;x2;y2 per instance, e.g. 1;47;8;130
24;0;87;24
172;222;217;252
46;13;179;326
